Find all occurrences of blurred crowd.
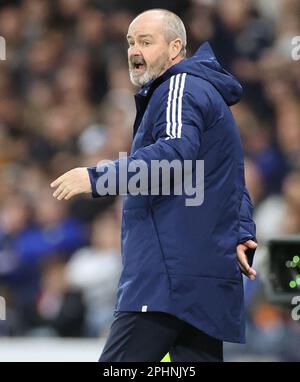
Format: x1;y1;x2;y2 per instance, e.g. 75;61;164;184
0;0;299;360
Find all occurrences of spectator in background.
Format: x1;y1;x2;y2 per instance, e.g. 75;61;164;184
66;206;121;337
24;257;86;337
255;171;300;245
232;102;288;195
0;189;88;320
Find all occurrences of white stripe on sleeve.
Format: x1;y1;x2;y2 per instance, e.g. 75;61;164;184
166;75;175;139
177;73;187;139
171;74;181;138
165;73;187;140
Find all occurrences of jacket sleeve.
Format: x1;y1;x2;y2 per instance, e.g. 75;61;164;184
87;74;205;197
238;186;257;265
238;186;256;243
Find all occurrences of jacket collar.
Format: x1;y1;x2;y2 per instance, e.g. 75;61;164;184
135;56;189;99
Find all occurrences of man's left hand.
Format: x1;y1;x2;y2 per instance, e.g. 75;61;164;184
51;167;91;200
237;240;257;280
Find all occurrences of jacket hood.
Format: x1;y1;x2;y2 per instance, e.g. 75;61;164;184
168;42;243;106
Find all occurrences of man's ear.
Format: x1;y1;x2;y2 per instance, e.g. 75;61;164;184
170;38;183;60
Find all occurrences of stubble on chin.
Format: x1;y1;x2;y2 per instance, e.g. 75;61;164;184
129;54;171;87
129;69;153;87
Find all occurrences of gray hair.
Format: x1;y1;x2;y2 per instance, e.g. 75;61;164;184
140;9;187;57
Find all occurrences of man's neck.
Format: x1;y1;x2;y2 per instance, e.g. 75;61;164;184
172;55;185;66
159;55;185;78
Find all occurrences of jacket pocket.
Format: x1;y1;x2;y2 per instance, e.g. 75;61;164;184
121;207;167;279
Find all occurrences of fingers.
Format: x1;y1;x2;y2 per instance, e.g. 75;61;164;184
50;168;75;189
240;264;257;280
50;168;91;201
237;240;257;280
51;171;76;200
56;184;72;201
237;245;257;280
52;183;67;199
50;174;67;188
244;240;257;250
53;182;79;200
51;181;80;201
237;246;250;272
51;169;77;200
64;188;81;200
248;268;257;280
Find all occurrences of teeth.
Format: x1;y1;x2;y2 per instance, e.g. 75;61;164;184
134;63;144;69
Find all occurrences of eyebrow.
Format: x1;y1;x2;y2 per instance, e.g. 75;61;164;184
126;34;153;40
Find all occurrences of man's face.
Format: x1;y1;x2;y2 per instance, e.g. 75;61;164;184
127;14;172;87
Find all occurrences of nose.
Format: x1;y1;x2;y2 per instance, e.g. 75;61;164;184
128;44;142;56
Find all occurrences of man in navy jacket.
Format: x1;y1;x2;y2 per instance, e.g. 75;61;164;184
51;9;257;361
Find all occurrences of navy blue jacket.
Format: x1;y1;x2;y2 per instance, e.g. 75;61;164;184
88;42;256;343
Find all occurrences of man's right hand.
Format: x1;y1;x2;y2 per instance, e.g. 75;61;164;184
50;167;92;201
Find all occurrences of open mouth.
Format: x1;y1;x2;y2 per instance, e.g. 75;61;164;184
132;62;146;72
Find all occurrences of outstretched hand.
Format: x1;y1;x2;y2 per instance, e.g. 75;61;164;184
50;167;91;201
